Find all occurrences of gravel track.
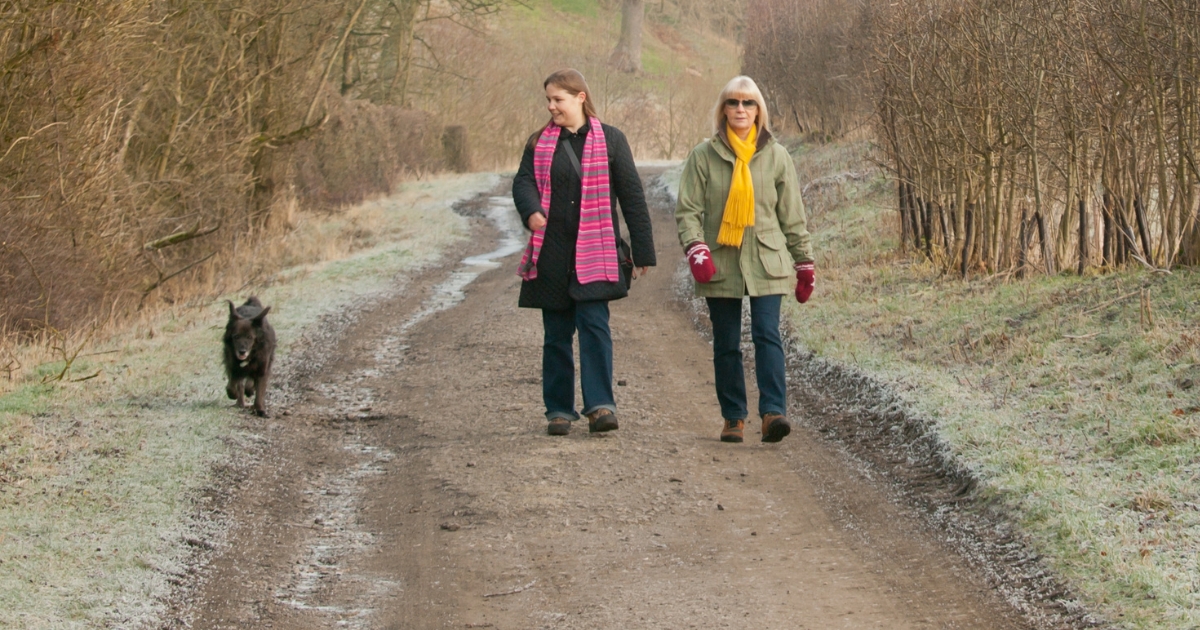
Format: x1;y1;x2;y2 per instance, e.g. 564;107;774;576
166;168;1081;629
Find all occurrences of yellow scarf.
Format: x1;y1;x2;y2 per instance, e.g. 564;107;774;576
717;123;757;247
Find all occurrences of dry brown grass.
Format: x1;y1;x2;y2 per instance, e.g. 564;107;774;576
0;173;489;628
0;0;748;395
1;0;740;365
0;2;440;357
0;179;446;398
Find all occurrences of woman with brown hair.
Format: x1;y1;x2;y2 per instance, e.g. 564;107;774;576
675;75;815;443
512;69;656;436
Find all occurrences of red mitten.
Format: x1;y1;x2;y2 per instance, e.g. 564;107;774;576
795;261;815;304
686;242;716;283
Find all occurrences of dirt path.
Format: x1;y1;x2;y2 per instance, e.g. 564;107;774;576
171;169;1034;629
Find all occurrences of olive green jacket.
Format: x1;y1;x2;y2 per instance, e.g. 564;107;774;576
675;129;813;298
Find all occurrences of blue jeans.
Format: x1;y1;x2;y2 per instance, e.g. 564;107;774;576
542;301;616;421
706;295;787;420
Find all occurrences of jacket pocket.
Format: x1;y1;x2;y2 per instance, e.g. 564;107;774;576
756;229;792;279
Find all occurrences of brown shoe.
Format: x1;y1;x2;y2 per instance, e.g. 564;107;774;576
587;408;619;433
547;417;571;436
761;413;791;443
720;418;744;443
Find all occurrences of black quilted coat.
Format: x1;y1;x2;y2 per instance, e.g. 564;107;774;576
512;122;656;310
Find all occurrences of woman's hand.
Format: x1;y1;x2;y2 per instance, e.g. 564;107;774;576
685;242;716;283
633;266;651;279
795;261;815;303
527;212;547;231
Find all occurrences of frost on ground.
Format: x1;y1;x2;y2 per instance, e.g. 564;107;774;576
265;192;529;628
657;162;1105;628
0;173;497;629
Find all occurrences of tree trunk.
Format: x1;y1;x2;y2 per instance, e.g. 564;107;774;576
341;35;355;96
383;0;421;105
442;125;471;173
1017;206;1029;279
1134;196;1153;264
306;0;370;125
953;168;966;271
921;197;934;260
610;0;644;74
938;202;950;256
1035;211;1055;275
908;191;924;256
960;204;974;278
1118;201;1138;265
1078;197;1088;275
1102;191;1115;267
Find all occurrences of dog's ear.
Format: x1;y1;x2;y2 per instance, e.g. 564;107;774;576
228;300;242;320
252;306;271;324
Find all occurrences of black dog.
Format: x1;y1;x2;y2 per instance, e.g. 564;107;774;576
223;297;276;417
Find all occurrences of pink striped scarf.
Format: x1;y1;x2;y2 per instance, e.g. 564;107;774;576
517;117;621;285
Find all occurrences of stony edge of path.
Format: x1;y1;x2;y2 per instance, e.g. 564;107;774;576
653;170;1110;630
780;341;1107;628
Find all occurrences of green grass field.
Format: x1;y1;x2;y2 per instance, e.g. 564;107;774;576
0;174;495;629
783;141;1200;628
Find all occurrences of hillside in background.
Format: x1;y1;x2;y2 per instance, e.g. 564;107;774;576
402;0;744;168
0;0;743;383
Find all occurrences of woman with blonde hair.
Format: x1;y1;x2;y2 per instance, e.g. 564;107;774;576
513;69;655;436
675;75;815;443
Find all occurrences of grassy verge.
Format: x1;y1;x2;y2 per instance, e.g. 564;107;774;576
780;140;1200;628
0;173;497;628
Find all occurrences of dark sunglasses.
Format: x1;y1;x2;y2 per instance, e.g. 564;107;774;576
724;98;758;109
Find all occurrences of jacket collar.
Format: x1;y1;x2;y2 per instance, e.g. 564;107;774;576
557;119;591;139
713;125;774;162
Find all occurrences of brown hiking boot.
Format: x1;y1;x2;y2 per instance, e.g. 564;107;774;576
761;413;791;443
547;417;571;436
720;418;745;443
587;408;619;433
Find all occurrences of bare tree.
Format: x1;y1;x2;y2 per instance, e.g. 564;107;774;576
0;0;504;336
610;0;645;73
748;0;1200;276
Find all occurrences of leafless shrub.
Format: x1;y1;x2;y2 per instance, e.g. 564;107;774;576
0;1;440;345
746;0;1200;277
743;0;872;137
0;0;737;364
293;92;437;206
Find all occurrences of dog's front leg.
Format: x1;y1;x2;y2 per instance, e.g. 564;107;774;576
234;377;247;408
253;372;269;417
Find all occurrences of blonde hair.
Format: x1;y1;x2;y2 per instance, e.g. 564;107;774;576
712;76;770;136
